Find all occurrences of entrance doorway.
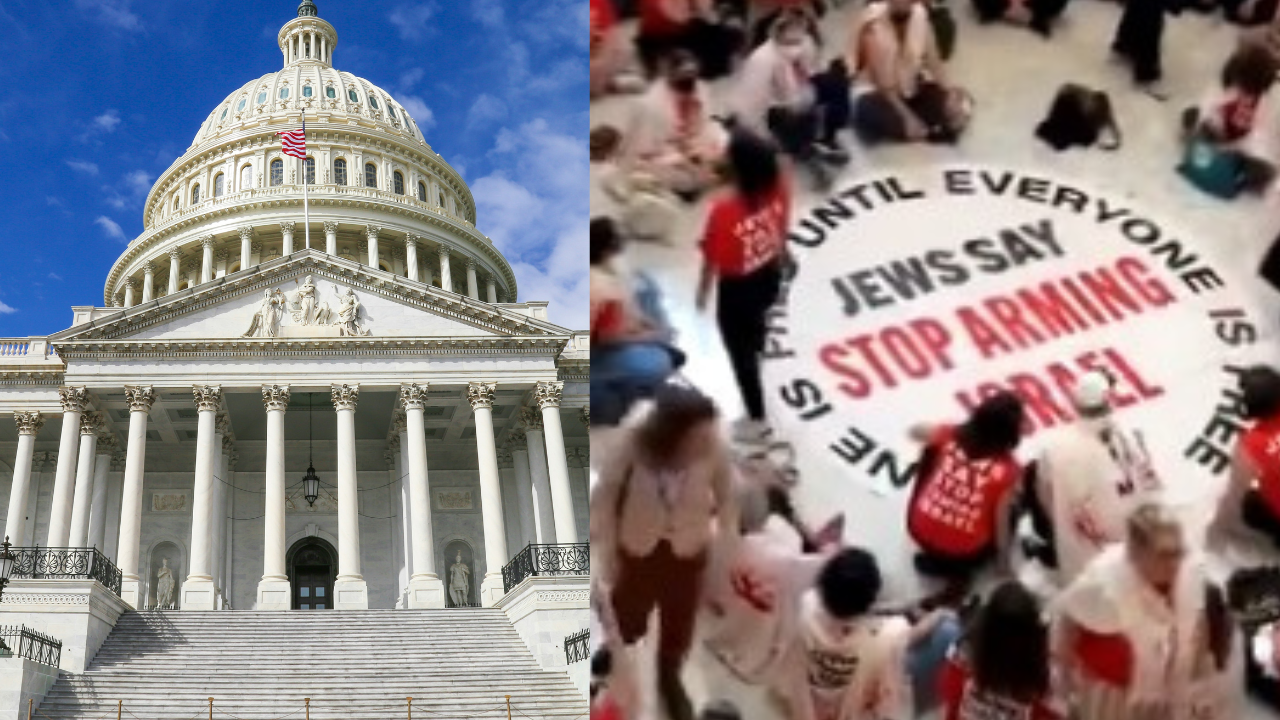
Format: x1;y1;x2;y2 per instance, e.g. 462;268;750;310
286;537;335;610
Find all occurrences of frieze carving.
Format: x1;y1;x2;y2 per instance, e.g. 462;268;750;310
242;277;369;337
0;594;90;605
97;435;120;455
534;381;563;410
390;408;406;436
59;386;89;414
215;413;232;437
536;590;590;603
331;383;359;411
222;436;235;454
192;385;223;412
399;383;428;411
467;382;496;410
14;411;44;436
519;407;542;432
262;384;291;411
125;385;156;412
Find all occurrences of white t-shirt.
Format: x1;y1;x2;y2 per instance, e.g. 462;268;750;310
729;37;818;133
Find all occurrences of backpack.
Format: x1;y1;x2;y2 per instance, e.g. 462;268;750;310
1035;84;1122;151
1178;137;1244;199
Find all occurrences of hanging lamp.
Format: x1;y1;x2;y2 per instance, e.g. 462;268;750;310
302;392;320;506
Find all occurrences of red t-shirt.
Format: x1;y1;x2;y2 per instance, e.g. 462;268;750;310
640;0;686;36
907;426;1021;557
591;0;616;56
700;179;791;278
1241;414;1280;518
940;656;1061;720
1072;626;1133;689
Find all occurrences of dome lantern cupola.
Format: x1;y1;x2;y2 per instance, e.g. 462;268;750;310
278;3;337;70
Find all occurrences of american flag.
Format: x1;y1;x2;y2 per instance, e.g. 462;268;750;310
277;122;306;159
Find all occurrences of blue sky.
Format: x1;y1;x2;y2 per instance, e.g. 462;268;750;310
0;0;589;335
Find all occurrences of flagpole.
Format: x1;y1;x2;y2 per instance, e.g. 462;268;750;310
302;119;311;250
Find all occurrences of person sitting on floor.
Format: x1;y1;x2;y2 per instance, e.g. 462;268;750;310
971;0;1070;37
634;0;745;80
626;50;728;202
905;392;1025;607
730;8;850;185
1182;43;1280;196
592;0;645;98
1209;365;1280;549
591;125;681;243
848;0;973;144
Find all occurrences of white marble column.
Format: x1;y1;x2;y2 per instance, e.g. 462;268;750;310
67;412;102;548
400;384;444;608
4;412;44;546
465;259;479;300
536;382;578;543
331;383;368;609
118;385;154;609
199;236;215;285
86;437;114;551
123;280;136;309
214;435;231;608
238;226;254;270
258;384;291;610
366;225;381;271
168;249;182;296
182;385;221;611
520;408;555;544
142;263;155;303
324;220;338;256
438;246;452;292
468;382;509;606
508;429;537;551
47;386;88;547
280;221;295;256
392;436;414;607
486;278;498;304
405;235;420;282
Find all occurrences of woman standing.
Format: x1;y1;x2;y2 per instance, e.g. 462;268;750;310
696;130;792;444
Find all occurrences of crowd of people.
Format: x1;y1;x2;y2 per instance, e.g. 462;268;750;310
589;0;1280;718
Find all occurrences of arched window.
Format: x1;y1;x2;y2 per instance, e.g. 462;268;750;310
257;91;267;104
368;95;379;110
220;107;228;121
417;182;426;202
191;184;201;204
393;171;404;195
326;86;336;99
214;173;224;198
302;85;313;98
364;163;377;189
388;105;397;120
174;196;180;211
304;157;315;185
237;98;247;111
240;165;252;190
270;159;284;186
437;191;444;208
334;158;347;186
279;86;290;100
348;88;358;103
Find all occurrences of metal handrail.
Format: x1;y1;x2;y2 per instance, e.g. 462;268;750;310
500;543;590;594
0;624;62;667
564;628;590;665
9;546;123;597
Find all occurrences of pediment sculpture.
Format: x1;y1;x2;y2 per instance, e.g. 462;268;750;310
242;275;371;338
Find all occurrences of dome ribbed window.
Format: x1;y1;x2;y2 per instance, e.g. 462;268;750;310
334;158;347;186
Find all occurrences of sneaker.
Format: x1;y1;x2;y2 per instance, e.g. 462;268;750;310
731;417;773;445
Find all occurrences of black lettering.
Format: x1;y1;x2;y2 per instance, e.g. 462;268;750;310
1094;197;1130;224
886;177;926;201
812;198;856;230
1016;176;1050;204
979;170;1014;195
839;183;876;211
943;169;974;195
851;270;893;310
963;238;1009;274
832;276;864;317
1120;217;1161;246
831;427;877;465
790;219;827;248
1020;219;1062;257
1185;435;1232;475
1051;185;1089;214
877;258;935;301
925;250;969;286
779;378;833;421
1183;266;1225;294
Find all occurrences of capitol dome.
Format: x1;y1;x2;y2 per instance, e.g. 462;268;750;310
104;0;513;308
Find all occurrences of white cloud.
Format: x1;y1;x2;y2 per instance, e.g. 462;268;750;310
389;3;436;40
48;273;62;281
103;169;153;210
399;68;425;90
45;196;63;206
399;95;436;132
92;109;121;133
466;94;508;128
94;216;126;241
74;0;140;31
65;159;99;176
0;300;15;315
471;0;505;28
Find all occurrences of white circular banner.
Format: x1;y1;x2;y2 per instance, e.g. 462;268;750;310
764;166;1270;512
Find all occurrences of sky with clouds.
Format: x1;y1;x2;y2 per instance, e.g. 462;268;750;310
0;0;588;335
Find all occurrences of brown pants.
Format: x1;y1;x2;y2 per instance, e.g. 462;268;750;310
610;540;707;665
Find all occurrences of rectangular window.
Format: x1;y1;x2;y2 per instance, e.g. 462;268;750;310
304;157;315;185
316;604;325;610
364;164;377;189
300;587;309;597
300;604;309;610
316;587;325;597
334;160;346;186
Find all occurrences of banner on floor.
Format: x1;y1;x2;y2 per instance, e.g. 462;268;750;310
763;166;1270;502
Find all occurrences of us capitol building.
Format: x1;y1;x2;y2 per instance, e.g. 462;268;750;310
0;2;589;717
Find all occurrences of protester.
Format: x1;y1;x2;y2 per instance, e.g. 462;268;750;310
590;384;740;720
940;581;1064;720
635;0;744;79
971;0;1071;37
696;130;791;444
627;50;728;201
1210;365;1280;549
592;0;644;98
905;392;1025;604
848;0;972;143
1111;0;1180;98
1023;371;1162;587
1052;503;1209;720
1181;44;1280;196
591;125;681;243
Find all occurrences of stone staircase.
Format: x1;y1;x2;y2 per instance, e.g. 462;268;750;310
35;610;587;720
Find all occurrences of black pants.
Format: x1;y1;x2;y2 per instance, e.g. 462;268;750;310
853;82;953;143
765;76;851;160
972;0;1070;26
1020;463;1060;567
716;262;784;422
1244;490;1280;548
1112;0;1166;84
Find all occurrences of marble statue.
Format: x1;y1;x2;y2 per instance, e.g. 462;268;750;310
332;287;370;336
290;275;332;325
242;288;286;338
448;552;471;607
155;558;176;610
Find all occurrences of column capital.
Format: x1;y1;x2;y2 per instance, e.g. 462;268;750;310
365;224;381;240
143;262;156;275
518;407;542;432
404;234;419;248
323;220;339;234
14;411;44;436
262;384;291;411
79;411;104;436
496;446;513;468
467;382;497;410
124;385;156;412
508;427;527;444
466;256;477;270
279;221;296;234
222;435;235;454
579;406;590;429
192;385;223;412
399;383;429;410
238;225;255;242
533;381;564;410
200;235;217;249
438;245;451;258
331;383;360;411
110;449;127;471
59;386;89;414
215;412;232;437
168;247;183;261
123;278;137;291
97;435;120;456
